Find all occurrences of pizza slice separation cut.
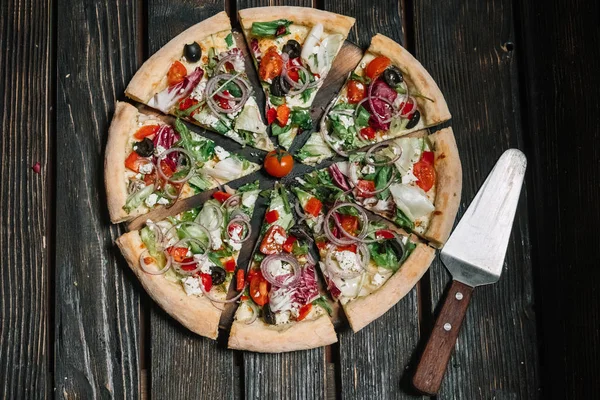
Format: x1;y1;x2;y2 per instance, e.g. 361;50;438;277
298;33;451;165
228;184;337;352
238;7;355;150
105;102;260;223
116;181;261;339
126;11;274;151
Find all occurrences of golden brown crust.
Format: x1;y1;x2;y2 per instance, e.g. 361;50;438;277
343;243;435;332
423;127;462;247
116;231;221;339
125;11;231;103
238;7;355;36
369;34;451;128
228;314;337;352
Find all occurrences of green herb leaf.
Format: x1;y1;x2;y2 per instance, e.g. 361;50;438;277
291;109;312;130
271;123;291;136
313;296;333;316
237;180;260;193
251;20;292;38
269;95;286;106
351;72;371;85
225;33;234;47
399;240;416;264
375;165;393;200
394;208;415;231
355;106;370;128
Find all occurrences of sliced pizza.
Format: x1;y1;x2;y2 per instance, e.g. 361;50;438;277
328;127;461;247
116;181;261;339
291;171;436;332
298;33;451;165
105;102;260;223
238;7;355;149
228;185;336;352
126;12;274;151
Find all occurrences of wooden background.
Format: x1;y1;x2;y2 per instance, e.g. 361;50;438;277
1;0;598;398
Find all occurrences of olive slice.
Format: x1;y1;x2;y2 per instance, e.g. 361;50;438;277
405;110;421;129
134;138;154;157
270;76;290;97
184;42;202;63
383;66;404;88
210;266;227;285
263;304;277;325
282;40;301;59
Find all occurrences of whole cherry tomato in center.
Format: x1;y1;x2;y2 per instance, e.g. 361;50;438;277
264;149;294;178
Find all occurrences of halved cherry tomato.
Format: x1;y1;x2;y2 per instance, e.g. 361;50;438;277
199;273;212;291
365;56;391;80
421;151;435;165
263;149;294;178
124;151;145;172
167;61;187;86
316;240;328;251
347;80;366;104
265;210;279;224
213;191;232;203
143;173;156;186
236;269;245;291
223;258;236;273
339;214;359;236
166;247;189;263
267;107;278;125
297;304;312;321
246;268;259;283
276;104;290;127
360;126;376;140
336;243;357;253
259;47;283;81
376;230;395;239
134;124;160;140
356;180;376;198
249;272;269;306
304;197;323;217
179;97;199;112
216;90;231;110
282;235;297;253
159;160;175;178
413;158;436;192
260;225;287;254
286;59;300;82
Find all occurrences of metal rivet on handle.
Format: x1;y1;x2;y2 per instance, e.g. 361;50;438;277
443;323;452;331
455;292;464;300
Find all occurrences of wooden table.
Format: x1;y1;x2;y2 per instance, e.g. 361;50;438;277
2;0;599;398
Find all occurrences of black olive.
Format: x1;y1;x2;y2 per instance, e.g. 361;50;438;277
282;40;301;59
262;304;277;325
210;267;227;285
270;76;290;97
405;110;421;129
183;42;202;63
383;66;404;88
133;138;154;157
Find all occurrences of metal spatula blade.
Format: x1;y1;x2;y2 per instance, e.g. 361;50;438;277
441;148;527;287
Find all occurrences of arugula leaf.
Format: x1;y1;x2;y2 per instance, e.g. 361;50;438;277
225;33;234;47
271;123;291;136
237;180;260;193
208;252;224;268
394;208;415;231
313;296;333;316
291;109;312;130
224;80;242;97
253;252;265;263
301;87;315;103
355;106;370;128
368;241;400;270
180;208;200;222
291;241;309;256
206;47;217;77
399;240;417;264
251;20;292;37
269;95;285;106
375;165;392;200
351;72;371;85
332;103;355;111
213;247;233;258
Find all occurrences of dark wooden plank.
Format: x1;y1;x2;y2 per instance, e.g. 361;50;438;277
321;2;426;400
413;0;540;397
145;1;239;398
0;0;52;398
54;0;141;397
516;0;600;397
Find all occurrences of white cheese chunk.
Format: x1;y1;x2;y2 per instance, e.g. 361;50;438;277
361;164;375;175
334;250;361;272
372;273;385;286
145;193;158;207
157;197;169;205
182;277;202;296
214;146;230;161
273;231;286;245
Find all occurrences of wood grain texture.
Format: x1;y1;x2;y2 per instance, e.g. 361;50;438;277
54;0;141;397
0;0;52;398
413;0;540;398
516;0;600;397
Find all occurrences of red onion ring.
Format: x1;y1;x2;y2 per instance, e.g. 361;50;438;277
156;148;195;184
166;221;213;250
215;53;242;73
348;162;397;196
227;217;252;243
260;254;301;288
139;249;172;275
205;73;251;114
222;194;242;208
324;203;369;245
145;220;165;247
364;142;403;166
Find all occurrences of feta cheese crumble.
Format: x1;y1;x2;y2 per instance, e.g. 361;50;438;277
214;146;230;161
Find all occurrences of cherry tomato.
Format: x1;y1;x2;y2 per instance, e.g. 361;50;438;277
223;258;236;273
124;151;148;172
339;214;359;236
421;151;435;165
365;56;391;80
166;247;189;263
297;304;312;321
316;240;328;251
360;126;376;140
399;100;416;117
199;273;212;291
336;244;358;253
356;180;376;198
259;47;283;82
159;160;175;178
347;80;366;104
167;61;187;86
276;104;290;127
264;149;294;178
282;236;297;253
236;269;245;291
216;91;231;110
267;107;277;125
376;230;395;239
413;159;436;192
249;272;269;306
134;124;160;140
213;191;232;203
265;210;279;224
228;222;244;240
304;197;323;217
260;225;287;255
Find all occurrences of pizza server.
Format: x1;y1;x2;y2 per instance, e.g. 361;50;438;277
412;149;527;395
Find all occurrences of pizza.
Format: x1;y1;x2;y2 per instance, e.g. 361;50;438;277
125;12;274;151
228;185;337;352
298;34;451;165
105;102;260;223
238;7;355;149
116;182;261;339
292;169;435;331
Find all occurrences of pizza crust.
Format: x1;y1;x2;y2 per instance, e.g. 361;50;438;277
116;230;222;339
423;127;462;247
343;243;435;332
369;34;451;128
238;7;355;37
228;314;337;352
125;11;231;103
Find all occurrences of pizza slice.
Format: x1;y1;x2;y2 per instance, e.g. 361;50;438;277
328;128;461;247
228;184;337;352
116;181;261;339
105;102;260;223
291;171;436;332
238;7;355;150
298;34;451;165
126;12;274;151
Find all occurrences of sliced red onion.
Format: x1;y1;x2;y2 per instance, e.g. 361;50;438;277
260;254;301;288
348;162;397;196
328;164;350;191
365;142;403;166
227;217;252;243
156;148;195;184
222;194;242;208
172;230;211;257
215;51;243;73
324;203;369;244
200;283;246;303
198;202;223;232
244;301;259;325
205;73;251;115
145;220;165;246
139;249;172;275
399;95;416;118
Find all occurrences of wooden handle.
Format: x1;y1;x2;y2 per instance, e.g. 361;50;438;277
412;280;474;395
